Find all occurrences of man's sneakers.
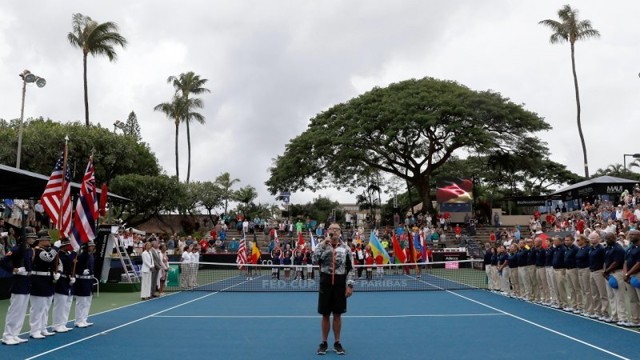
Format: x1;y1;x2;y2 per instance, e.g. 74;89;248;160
1;337;19;345
54;326;72;333
317;341;346;355
317;341;328;355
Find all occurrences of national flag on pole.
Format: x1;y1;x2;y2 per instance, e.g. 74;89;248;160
70;157;98;250
392;233;406;264
274;229;279;249
236;237;247;269
309;230;318;251
413;231;423;261
298;232;305;249
41;150;72;238
420;232;427;262
99;183;108;217
250;240;261;264
368;231;390;264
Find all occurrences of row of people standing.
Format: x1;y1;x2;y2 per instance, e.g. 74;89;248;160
140;240;170;299
1;230;96;346
484;230;640;327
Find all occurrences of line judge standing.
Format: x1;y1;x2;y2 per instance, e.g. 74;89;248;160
312;222;355;356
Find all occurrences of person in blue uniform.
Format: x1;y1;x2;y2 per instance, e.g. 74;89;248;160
545;241;557;307
603;232;627;324
52;237;76;333
551;236;567;310
563;235;581;313
525;239;538;302
1;230;36;345
517;241;530;300
575;235;592;316
588;232;608;320
507;244;520;297
534;238;549;304
29;231;58;339
74;240;96;328
622;230;640;326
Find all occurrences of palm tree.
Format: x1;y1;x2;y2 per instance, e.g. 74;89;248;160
67;13;127;127
167;72;211;183
539;5;600;178
215;172;240;216
154;95;186;180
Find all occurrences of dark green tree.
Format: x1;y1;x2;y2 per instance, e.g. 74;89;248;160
0;118;159;183
109;174;184;226
154;95;186;181
266;77;550;214
234;185;258;215
124;111;142;142
539;5;600;178
195;181;223;223
67;13;127;127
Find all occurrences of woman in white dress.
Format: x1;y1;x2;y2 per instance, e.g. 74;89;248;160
140;242;154;300
180;244;193;289
158;244;169;295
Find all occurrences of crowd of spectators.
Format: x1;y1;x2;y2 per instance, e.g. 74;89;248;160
483;189;640;328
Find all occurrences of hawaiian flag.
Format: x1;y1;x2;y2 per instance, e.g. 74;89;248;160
70;157;98;250
236;237;247;269
41;150;72;238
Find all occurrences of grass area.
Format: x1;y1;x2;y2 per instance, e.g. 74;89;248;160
0;291;142;333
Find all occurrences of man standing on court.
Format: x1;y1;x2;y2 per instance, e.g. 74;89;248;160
1;230;36;345
29;231;58;339
74;240;96;328
312;222;354;355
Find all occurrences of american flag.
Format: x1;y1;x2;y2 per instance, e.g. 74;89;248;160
70;157;98;250
41;151;72;238
236;237;247;269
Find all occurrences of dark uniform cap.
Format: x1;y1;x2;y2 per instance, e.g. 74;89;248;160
36;230;52;242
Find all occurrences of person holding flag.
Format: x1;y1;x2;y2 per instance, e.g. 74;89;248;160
29;231;58;339
312;222;354;355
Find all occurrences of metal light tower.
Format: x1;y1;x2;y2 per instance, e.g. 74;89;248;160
16;69;46;169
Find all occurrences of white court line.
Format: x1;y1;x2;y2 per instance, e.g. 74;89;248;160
24;280;250;360
407;275;631;360
154;313;506;319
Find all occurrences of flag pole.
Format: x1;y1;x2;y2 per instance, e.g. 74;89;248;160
58;135;70;235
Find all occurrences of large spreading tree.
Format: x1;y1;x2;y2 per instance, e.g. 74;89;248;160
266;77;551;214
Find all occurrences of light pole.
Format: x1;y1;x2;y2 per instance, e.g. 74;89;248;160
113;120;125;133
623;153;640;171
16;70;46;169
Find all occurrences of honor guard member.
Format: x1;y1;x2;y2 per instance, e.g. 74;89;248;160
29;231;58;339
52;237;76;333
1;229;36;345
74;240;96;328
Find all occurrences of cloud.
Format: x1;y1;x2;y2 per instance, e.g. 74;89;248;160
1;0;639;209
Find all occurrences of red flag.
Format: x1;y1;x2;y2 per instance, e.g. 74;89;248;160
41;147;72;238
99;183;108;216
392;233;406;264
298;232;305;248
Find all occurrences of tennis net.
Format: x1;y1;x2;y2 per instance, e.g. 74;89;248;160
164;259;486;292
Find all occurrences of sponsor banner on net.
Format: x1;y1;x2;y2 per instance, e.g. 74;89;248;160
260;279;409;290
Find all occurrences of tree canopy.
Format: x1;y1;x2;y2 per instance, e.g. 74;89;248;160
0;118;159;184
266;77;552;213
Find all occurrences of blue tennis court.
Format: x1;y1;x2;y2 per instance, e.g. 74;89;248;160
4;282;639;360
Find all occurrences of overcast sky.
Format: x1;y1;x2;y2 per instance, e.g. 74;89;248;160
1;1;639;207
